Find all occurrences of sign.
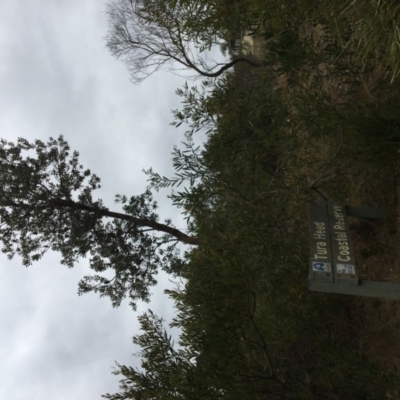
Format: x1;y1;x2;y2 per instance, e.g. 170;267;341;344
336;264;356;274
309;202;358;285
326;203;358;285
308;202;400;300
312;262;331;272
309;202;333;283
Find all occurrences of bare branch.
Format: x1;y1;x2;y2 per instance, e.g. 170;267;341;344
105;0;260;84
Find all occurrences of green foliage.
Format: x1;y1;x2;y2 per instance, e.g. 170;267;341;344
0;136;190;308
330;0;400;81
0;136;102;266
108;3;400;391
6;0;400;397
102;310;222;400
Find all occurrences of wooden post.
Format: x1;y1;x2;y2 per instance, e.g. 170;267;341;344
309;280;400;300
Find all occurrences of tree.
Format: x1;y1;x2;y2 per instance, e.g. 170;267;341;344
102;309;223;400
0;136;198;308
105;0;259;84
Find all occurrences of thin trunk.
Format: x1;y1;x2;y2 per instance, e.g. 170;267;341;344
200;57;260;78
179;51;260;78
5;198;200;246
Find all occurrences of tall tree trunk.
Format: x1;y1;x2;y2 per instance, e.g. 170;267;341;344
5;198;200;245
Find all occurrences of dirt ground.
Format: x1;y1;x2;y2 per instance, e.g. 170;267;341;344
347;166;400;377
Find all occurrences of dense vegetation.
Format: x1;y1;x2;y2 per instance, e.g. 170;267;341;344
2;0;400;398
104;1;400;399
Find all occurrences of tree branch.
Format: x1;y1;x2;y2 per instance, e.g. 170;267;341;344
4;198;199;246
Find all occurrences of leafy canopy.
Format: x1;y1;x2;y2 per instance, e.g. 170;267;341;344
0;136;195;308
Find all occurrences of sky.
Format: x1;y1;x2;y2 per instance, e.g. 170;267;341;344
0;1;218;398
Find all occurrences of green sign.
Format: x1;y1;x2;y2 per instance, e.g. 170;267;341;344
326;203;358;285
308;202;400;300
309;202;333;283
309;202;358;285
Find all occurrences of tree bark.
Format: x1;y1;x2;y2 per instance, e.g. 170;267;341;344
5;198;199;246
178;52;260;78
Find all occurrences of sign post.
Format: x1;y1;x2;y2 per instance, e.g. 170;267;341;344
309;202;400;299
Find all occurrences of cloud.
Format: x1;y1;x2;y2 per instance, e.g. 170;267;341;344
0;1;194;399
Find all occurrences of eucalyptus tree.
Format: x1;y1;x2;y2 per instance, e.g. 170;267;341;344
102;309;223;400
105;0;259;84
0;136;198;308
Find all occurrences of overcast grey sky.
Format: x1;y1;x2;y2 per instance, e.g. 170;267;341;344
0;1;216;398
